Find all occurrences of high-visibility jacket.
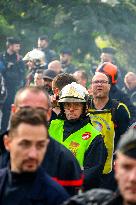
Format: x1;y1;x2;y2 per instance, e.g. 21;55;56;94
49;119;101;168
88;110;114;174
88;101;130;174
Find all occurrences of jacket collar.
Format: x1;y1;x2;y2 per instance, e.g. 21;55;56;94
0;168;8;195
28;167;48;200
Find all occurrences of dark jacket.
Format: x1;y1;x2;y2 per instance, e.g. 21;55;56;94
42;48;57;68
62;189;123;205
0;51;25;92
0;133;82;196
0;73;7;107
0;167;69;205
110;85;136;124
62;63;77;74
50;116;108;191
0;52;25;133
122;86;136;107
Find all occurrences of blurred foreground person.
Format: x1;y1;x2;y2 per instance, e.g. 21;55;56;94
62;127;136;205
0;108;69;205
0;87;83;196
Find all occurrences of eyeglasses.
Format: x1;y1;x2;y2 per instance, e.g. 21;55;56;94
64;102;83;110
92;80;109;85
18;106;49;113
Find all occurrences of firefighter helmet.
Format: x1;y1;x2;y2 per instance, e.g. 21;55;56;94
58;82;89;103
23;49;46;66
96;62;118;84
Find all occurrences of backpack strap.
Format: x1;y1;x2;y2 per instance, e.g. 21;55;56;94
111;99;120;123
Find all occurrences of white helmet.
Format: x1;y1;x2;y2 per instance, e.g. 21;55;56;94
58;82;89;103
23;49;46;66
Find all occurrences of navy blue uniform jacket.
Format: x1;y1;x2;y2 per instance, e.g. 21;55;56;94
0;167;69;205
0;134;83;196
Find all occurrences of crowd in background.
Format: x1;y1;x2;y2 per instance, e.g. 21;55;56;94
0;35;135;205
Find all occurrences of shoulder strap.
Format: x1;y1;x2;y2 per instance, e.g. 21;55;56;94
111;99;120;122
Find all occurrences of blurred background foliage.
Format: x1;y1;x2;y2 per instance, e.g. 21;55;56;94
0;0;136;72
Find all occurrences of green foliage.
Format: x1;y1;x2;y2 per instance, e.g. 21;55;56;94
0;0;136;71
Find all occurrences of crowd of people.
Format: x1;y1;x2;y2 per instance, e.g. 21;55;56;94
0;35;136;205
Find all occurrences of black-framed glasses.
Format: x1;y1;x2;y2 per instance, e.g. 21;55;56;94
64;102;83;110
92;80;109;85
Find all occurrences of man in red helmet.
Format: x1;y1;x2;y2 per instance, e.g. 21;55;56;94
99;47;126;89
96;62;136;125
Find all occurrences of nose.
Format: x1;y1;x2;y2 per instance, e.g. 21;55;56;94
69;105;75;111
28;146;38;159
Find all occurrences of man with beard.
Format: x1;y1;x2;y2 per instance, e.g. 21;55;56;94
59;48;76;74
37;35;57;68
96;62;136;124
89;72;130;149
88;72;130;190
42;69;57;95
0;108;69;205
0;37;25;133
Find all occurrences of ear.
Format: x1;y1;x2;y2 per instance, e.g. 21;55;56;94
4;134;11;152
11;104;17;113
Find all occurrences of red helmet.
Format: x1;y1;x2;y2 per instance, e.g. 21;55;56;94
96;62;118;84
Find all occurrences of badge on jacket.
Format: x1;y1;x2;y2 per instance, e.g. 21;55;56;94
82;132;91;140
